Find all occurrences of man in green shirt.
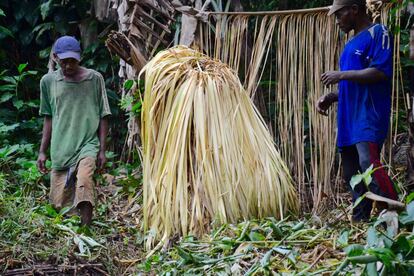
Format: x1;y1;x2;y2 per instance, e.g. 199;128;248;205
37;36;111;225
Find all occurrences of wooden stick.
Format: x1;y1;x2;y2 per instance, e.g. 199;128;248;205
207;6;330;16
205;0;392;16
299;248;329;275
4;264;107;276
365;191;405;211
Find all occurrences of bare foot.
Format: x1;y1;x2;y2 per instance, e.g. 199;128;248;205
78;201;93;226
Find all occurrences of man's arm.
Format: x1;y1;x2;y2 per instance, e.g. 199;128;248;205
321;68;388;86
97;117;109;170
37;116;52;174
316;91;338;116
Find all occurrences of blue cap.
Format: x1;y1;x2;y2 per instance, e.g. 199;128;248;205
53;36;81;61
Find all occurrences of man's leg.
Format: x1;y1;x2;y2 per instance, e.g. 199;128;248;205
50;169;75;210
341;145;371;221
355;142;398;200
74;157;96;226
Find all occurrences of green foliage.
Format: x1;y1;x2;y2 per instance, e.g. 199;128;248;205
0;7;12;37
109;160;142;196
129;215;413;275
350;164;375;190
334;217;414;275
120;79;143;116
399;200;414;224
0;63;41;148
405;191;414;204
0;143;44;196
390;1;414;72
140;218;308;274
0;148;144;273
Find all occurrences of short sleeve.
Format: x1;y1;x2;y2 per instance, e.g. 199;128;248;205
97;73;112;118
39;75;52;116
368;25;393;79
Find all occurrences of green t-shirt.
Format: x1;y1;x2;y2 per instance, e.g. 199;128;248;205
39;69;111;170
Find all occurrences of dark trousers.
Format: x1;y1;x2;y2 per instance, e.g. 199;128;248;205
341;142;397;221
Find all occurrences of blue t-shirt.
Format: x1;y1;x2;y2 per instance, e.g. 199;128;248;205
337;24;393;147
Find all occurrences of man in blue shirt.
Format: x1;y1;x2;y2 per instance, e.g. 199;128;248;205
317;0;397;221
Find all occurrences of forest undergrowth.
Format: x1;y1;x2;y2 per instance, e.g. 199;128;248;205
2;154;414;275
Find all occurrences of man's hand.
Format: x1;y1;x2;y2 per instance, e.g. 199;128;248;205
321;71;343;86
97;150;107;171
37;152;49;174
38;116;52;174
317;92;338;116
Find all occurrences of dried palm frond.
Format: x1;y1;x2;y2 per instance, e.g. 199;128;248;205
200;11;339;213
140;46;299;249
198;3;402;213
106;31;146;69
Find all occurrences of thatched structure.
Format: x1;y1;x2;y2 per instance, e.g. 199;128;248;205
198;2;403;213
141;46;299;248
105;1;405;213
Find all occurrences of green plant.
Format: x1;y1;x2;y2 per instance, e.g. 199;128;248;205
350;164;377;190
333;211;414;275
349;164;395;209
120;79;143;116
0;8;12;38
0;64;40;145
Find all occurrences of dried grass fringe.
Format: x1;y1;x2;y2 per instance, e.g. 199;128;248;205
199;3;403;213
